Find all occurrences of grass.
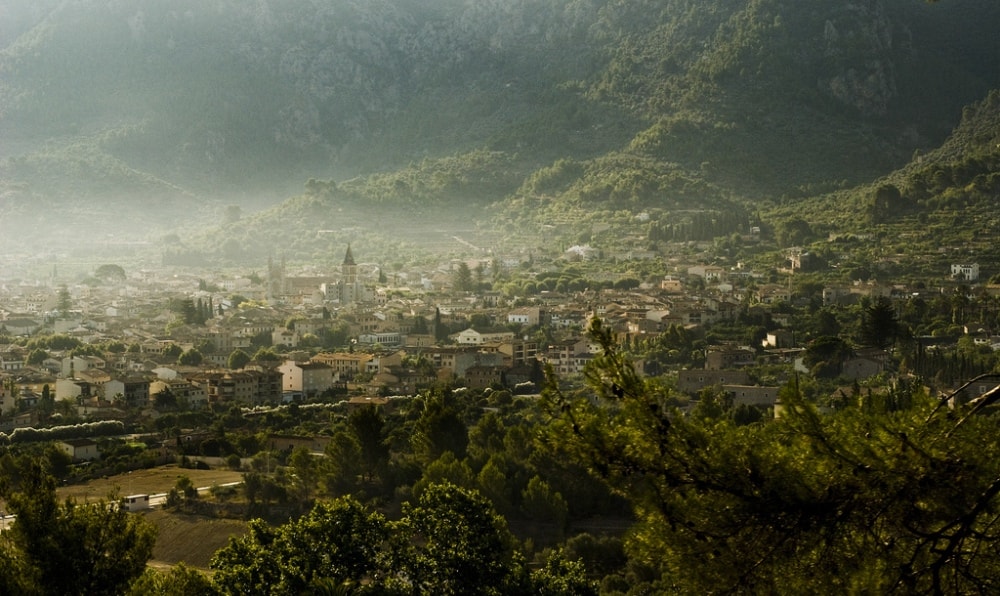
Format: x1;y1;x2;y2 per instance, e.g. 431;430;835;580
55;464;249;570
143;509;248;569
56;464;244;501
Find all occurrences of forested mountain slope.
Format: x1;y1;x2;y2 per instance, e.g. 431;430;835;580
0;0;997;251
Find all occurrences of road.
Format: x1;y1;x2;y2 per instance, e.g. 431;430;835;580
147;481;242;508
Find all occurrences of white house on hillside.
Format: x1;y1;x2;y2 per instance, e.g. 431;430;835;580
453;328;516;345
951;263;980;282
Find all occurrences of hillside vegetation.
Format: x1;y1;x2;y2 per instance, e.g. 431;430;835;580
1;0;998;258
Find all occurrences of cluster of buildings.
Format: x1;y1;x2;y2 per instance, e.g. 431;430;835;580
0;242;992;430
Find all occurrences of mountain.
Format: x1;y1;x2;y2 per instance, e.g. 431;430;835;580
1;0;998;258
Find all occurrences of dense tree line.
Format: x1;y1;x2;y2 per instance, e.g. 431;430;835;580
541;318;1000;593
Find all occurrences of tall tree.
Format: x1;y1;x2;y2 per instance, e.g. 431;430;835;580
56;285;72;317
0;463;156;596
453;262;474;293
411;393;469;463
860;295;901;348
385;482;528;595
178;348;204;366
212;497;386;595
348;405;390;483
210;485;592;595
94;264;126;284
542;318;1000;593
227;349;251;370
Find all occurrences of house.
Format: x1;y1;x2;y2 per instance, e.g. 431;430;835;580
190;371;259;404
495;339;539;367
103;376;151;407
277;360;336;397
0;347;25;372
61;355;107;378
544;337;594;376
55;378;95;402
724;385;780;408
149;379;209;408
122;494;151;512
762;330;795;349
687;265;726;282
0;380;17;413
366;351;405;374
242;365;284;404
2;318;41;336
311;352;373;381
951;263;980;282
427;347;505;378
660;276;684;293
841;357;884;381
358;331;403;347
677;369;751;394
507;307;541;326
754;284;792;305
59;438;101;461
705;347;755;370
463;364;505;390
346;396;395;413
272;328;299;348
453;328;516;345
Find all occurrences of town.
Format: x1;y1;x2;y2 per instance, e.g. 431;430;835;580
1;233;995;448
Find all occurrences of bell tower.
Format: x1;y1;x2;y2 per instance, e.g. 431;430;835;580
342;244;357;285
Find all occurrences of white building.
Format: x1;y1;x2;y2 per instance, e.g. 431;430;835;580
951;263;980;282
277;360;336;397
507;307;541;327
453;328;516;345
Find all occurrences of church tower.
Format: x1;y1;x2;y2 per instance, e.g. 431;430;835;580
336;244;365;305
342;245;357;285
266;255;287;302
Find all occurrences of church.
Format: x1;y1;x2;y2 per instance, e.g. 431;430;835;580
265;246;372;305
327;245;372;305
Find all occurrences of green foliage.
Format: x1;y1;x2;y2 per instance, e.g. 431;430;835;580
227;349;251;370
4;0;997;260
411;392;469;463
209;483;591;594
802;335;854;378
530;549;598;596
452;261;475;293
162;343;183;361
26;333;81;352
0;463;156;596
178;348;204;366
128;564;217;596
344;150;527;207
521;475;569;531
251;347;281;363
212;498;386;595
26;348;48;365
349;406;390;485
324;432;364;496
543;318;1000;593
94;264;126;283
859;295;902;348
387;482;527;595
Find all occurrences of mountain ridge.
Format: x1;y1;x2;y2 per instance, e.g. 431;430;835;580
0;0;997;255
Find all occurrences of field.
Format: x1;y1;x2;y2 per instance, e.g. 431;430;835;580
143;509;248;569
56;464;244;502
55;464;249;570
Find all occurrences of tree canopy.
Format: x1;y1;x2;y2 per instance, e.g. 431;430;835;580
541;318;1000;593
0;462;157;596
211;483;593;595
